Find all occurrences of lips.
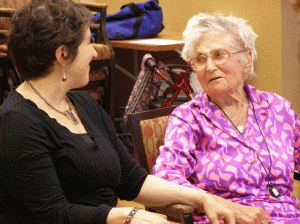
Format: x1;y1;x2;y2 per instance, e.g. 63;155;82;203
209;77;222;81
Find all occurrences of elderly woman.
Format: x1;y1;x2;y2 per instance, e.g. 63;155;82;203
0;1;246;224
153;12;300;223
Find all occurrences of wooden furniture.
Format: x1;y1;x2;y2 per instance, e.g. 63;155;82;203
111;31;184;78
111;32;184;51
128;106;194;224
0;1;25;104
0;1;115;115
76;3;115;115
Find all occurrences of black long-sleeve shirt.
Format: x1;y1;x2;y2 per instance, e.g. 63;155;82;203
0;90;148;223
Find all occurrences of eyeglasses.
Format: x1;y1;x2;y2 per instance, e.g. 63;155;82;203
189;49;247;70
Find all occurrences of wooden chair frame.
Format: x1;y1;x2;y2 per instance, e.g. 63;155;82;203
74;3;116;115
128;106;194;224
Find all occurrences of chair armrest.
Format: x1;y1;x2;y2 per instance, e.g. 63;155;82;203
147;204;196;222
0;8;15;17
295;171;300;181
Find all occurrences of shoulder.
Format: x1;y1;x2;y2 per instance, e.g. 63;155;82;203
253;86;289;103
247;84;293;112
0;89;45;124
168;96;205;129
172;91;206;117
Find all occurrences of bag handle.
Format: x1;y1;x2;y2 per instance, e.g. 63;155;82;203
121;3;142;16
121;3;143;39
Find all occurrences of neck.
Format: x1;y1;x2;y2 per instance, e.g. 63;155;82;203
209;87;248;110
25;73;70;109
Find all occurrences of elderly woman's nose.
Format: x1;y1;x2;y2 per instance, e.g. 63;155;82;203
205;57;217;70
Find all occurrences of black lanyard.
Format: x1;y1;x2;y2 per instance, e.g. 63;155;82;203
213;95;281;198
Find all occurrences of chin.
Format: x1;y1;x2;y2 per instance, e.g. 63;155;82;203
72;79;90;90
205;85;228;97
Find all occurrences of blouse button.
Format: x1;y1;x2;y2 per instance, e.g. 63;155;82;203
249;159;254;164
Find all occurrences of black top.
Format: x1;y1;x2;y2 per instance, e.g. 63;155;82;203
0;90;148;224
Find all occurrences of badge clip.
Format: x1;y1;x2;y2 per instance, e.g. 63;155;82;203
268;184;280;198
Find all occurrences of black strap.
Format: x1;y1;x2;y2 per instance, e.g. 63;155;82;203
121;2;143;39
121;3;142;17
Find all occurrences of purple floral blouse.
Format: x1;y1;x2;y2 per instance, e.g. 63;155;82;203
153;83;300;223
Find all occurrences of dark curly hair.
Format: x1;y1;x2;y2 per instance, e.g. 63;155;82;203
7;0;93;81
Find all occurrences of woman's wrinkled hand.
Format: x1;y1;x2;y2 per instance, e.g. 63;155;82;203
230;203;270;224
201;195;236;224
203;194;270;224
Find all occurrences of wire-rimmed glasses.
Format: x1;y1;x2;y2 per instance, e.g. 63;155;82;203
189;49;248;70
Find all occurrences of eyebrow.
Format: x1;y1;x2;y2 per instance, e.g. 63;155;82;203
195;48;227;55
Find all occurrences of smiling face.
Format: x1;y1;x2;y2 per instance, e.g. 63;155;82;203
194;32;251;99
66;27;98;89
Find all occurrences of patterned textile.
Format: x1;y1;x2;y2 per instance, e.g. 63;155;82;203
123;54;163;123
153;83;300;223
139;115;169;174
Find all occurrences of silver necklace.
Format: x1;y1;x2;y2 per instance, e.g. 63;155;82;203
213;101;245;135
26;81;79;125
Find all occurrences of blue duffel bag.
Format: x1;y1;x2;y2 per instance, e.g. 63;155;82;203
93;0;164;40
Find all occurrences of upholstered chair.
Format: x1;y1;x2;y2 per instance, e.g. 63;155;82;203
128;106;194;224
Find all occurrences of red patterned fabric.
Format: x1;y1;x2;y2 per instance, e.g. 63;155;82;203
139;115;169;174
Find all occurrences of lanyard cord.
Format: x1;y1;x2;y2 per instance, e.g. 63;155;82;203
249;98;273;186
212;101;245;136
213;96;274;185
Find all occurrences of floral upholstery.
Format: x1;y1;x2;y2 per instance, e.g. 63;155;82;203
139;115;170;174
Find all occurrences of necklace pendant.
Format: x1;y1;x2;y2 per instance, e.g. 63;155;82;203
236;125;244;134
268;184;280;198
65;110;79;125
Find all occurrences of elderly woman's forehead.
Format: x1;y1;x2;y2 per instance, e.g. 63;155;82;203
195;32;239;52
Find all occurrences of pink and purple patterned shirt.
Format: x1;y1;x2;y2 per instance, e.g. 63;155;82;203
153;83;300;223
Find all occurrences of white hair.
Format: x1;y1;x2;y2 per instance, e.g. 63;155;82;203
182;12;258;80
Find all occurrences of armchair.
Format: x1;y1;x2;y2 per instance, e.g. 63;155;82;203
128;106;194;224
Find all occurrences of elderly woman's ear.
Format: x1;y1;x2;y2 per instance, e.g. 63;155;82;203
243;50;252;74
55;45;70;66
289;0;300;13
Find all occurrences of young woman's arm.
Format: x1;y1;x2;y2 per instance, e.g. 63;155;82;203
134;175;270;224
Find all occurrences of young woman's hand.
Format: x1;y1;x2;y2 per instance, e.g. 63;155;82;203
107;207;169;224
